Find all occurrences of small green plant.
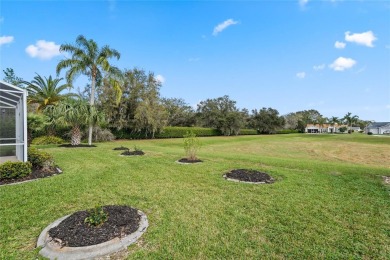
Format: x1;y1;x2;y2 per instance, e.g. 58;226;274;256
31;136;64;145
28;147;54;169
183;131;201;161
134;145;142;152
0;161;32;180
84;205;108;227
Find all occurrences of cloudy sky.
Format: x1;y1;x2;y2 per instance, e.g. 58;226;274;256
1;0;389;121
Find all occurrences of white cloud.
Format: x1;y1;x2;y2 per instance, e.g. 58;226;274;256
345;31;377;47
299;0;309;7
334;41;346;49
0;35;14;45
313;64;325;71
155;74;165;84
213;19;238;36
296;72;306;79
25;40;60;60
329;57;357;71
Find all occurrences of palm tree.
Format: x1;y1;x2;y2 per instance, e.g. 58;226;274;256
24;74;74;111
342;112;359;134
317;116;327;133
56;35;120;145
46;98;103;146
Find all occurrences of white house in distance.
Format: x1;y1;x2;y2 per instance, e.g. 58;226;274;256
365;122;390;135
305;123;350;133
0;81;28;163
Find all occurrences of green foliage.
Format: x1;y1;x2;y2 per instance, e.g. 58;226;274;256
339;127;347;133
28;147;54;169
183;131;201;161
156;127;221;138
161;97;196;127
2;68;24;87
249;107;285;134
367;132;373;135
238;129;258;135
276;129;300;134
31;136;64;145
0;161;32;180
90;126;115;142
84;205;108;227
134;145;142;152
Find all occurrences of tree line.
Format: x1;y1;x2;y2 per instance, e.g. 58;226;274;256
2;35;369;144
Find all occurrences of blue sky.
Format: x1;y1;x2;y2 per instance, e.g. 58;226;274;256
1;0;389;121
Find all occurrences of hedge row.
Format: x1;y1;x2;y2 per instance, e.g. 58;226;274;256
276;129;300;134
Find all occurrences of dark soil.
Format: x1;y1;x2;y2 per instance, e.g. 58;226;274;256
225;169;274;183
113;146;129;150
121;150;145;156
48;205;141;247
178;158;203;163
58;144;97;148
0;167;61;186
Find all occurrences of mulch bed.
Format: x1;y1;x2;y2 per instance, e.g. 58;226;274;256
48;205;141;247
121;150;145;156
0;167;61;186
58;144;97;148
113;146;129;150
225;169;274;183
178;158;203;163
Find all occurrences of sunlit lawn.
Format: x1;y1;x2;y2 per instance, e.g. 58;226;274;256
0;133;389;259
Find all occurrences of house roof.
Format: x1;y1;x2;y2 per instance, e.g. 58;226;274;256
368;122;390;128
0;81;27;108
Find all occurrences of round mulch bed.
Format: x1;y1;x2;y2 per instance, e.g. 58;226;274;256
48;205;141;247
177;158;203;164
121;150;145;156
0;167;62;186
37;205;148;259
224;169;274;184
58;144;97;148
113;146;129;151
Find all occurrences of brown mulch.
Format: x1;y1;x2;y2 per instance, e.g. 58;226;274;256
113;146;129;150
178;158;203;163
58;144;97;148
48;205;141;247
121;150;145;156
225;169;274;183
0;167;61;186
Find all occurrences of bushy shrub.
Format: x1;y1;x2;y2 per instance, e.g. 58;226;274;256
183;131;201;161
0;161;32;180
276;129;300;134
28;147;54;169
31;136;64;145
238;129;258;135
367;132;373;135
339;127;347;133
84;205;108;227
91;126;115;142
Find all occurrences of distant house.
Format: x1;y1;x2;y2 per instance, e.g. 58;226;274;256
365;122;390;135
305;123;349;133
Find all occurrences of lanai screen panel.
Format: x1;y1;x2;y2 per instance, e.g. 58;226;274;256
0;81;27;162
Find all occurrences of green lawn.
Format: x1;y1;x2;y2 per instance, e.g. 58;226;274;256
1;134;389;259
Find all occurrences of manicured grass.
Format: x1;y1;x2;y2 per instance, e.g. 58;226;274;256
1;134;389;259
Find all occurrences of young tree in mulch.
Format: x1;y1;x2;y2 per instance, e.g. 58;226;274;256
178;131;202;163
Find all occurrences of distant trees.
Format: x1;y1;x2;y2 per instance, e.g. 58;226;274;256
249;107;285;134
3;68;24;88
161;98;196;127
196;95;246;135
342;112;359;133
57;35;121;145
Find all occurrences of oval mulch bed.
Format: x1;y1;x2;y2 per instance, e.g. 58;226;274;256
0;167;62;186
113;146;129;150
37;205;148;259
224;169;274;184
58;144;97;148
121;150;145;156
177;158;203;164
48;205;140;247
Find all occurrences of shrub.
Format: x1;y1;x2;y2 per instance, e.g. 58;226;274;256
367;132;373;135
276;129;300;134
183;131;201;161
157;127;221;138
28;147;54;169
84;205;108;227
0;161;32;180
238;129;258;135
338;127;347;133
92;126;115;142
31;136;64;145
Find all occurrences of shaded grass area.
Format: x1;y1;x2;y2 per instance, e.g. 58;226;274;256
0;134;389;259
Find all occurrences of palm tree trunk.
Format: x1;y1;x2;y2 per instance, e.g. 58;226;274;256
71;125;81;146
88;76;96;146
